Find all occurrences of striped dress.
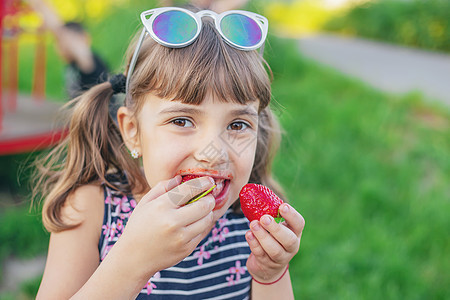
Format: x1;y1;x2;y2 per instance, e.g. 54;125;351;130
99;174;252;299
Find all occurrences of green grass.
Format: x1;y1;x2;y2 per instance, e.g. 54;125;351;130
0;206;48;259
266;38;450;298
3;2;450;298
324;0;450;53
0;204;48;298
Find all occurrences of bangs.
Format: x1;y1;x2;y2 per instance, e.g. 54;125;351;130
128;19;271;111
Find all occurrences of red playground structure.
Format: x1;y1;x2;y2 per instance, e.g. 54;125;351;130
0;0;67;155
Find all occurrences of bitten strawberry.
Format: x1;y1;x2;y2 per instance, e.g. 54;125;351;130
181;174;199;183
239;183;284;223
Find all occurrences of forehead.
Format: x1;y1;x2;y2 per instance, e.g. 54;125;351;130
141;92;260;116
129;26;270;112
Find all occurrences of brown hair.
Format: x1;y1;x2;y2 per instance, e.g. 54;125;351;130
33;15;284;232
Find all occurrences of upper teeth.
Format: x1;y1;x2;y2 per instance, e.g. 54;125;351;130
212;179;225;197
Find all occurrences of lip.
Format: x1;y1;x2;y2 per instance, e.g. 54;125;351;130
212;179;230;211
176;168;233;180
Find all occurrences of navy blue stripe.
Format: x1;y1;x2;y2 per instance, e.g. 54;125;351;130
100;177;252;299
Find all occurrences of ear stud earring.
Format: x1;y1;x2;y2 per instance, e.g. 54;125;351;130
131;149;140;159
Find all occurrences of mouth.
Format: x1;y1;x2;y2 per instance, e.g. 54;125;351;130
209;178;230;200
180;173;232;210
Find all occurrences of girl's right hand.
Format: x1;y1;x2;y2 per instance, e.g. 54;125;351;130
110;175;216;280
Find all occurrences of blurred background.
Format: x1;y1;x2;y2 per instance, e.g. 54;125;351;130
1;0;449;298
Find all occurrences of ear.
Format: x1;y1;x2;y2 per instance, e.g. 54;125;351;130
117;106;141;154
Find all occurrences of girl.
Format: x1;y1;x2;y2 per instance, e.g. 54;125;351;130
34;6;305;299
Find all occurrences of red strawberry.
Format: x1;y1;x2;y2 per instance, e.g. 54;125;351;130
181;174;201;183
239;183;284;223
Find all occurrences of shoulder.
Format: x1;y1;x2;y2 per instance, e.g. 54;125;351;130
61;183;105;228
37;184;105;298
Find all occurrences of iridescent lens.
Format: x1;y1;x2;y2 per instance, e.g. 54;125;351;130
152;10;197;44
220;14;262;47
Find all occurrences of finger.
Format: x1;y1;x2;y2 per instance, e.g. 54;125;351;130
250;220;287;263
167;177;215;206
184;209;215;239
187;228;214;252
279;204;305;237
259;215;299;253
245;230;266;259
178;194;215;225
140;175;182;203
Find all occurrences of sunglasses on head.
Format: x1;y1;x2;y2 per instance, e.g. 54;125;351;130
126;7;269;93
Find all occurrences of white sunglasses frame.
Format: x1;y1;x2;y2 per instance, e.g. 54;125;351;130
126;7;269;94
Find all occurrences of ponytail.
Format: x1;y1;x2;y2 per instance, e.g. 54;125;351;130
33;81;147;232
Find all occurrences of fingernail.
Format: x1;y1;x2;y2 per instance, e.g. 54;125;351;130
170;175;181;184
197;177;214;189
246;231;254;241
252;222;261;231
207;176;215;185
262;215;272;226
186;177;213;193
281;204;289;214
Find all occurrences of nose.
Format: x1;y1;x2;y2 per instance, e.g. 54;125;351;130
193;135;229;169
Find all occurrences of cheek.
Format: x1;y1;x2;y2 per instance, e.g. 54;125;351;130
232;138;257;187
237;139;258;174
141;133;188;187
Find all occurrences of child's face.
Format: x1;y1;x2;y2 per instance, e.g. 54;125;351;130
127;93;259;221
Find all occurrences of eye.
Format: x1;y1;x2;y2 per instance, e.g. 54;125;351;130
228;121;249;131
171;118;194;128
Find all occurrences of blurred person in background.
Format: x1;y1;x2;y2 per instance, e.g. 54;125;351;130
27;0;109;99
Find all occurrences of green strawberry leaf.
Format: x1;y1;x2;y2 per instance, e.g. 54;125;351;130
274;217;285;224
185;185;216;205
275;208;285;224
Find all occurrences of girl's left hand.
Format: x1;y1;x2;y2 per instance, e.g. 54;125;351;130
245;203;305;283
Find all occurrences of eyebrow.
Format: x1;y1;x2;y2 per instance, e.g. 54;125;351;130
229;108;258;118
158;106;204;116
158;105;258;118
